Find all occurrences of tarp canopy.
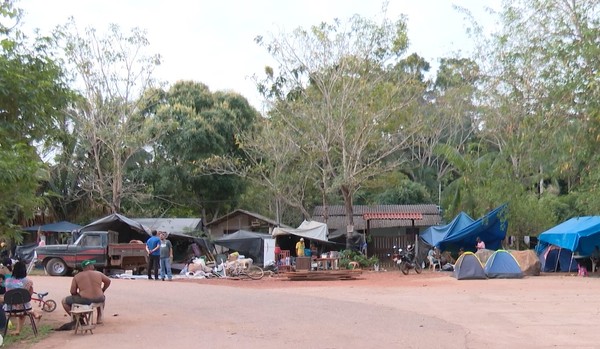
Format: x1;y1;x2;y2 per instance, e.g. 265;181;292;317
79;213;151;243
272;220;329;242
420;212;474;247
23;221;82;233
420;204;508;252
213;230;273;266
537;216;600;256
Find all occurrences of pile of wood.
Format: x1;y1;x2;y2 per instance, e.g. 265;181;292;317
284;270;363;281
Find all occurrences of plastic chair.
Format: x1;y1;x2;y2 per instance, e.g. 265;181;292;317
428;256;441;271
3;288;38;337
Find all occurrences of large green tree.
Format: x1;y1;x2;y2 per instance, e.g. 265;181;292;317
0;1;72;239
139;81;259;221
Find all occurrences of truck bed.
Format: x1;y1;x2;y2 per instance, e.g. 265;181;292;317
108;243;147;256
108;243;147;268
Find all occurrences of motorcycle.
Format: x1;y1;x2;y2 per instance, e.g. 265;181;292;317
390;245;422;275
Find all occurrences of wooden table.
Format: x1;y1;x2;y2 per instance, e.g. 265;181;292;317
315;257;339;270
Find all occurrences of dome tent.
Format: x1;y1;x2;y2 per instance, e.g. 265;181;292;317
453;252;486;280
484;250;523;278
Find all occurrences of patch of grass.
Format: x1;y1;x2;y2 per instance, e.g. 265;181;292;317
1;323;53;348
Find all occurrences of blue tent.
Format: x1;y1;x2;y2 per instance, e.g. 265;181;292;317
538;216;600;256
538;246;578;272
453;252;487;280
420;204;508;251
484;250;523;278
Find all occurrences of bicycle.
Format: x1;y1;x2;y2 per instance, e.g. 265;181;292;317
227;262;265;280
31;291;57;312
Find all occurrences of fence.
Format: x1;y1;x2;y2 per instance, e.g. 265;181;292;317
370;235;416;268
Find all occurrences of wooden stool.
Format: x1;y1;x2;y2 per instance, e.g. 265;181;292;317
71;304;96;334
90;302;105;324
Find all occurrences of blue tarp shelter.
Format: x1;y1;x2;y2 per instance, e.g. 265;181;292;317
537;216;600;256
420;212;474;247
23;221;82;233
484;250;523;278
420;204;508;252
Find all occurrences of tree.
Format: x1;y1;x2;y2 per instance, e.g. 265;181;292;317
446;0;600;238
250;13;427;247
0;0;73;239
405;57;480;204
58;20;162;214
138;81;259;221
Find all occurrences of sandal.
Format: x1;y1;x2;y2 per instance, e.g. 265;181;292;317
8;330;20;336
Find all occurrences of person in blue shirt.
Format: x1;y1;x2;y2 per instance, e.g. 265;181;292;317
145;230;161;280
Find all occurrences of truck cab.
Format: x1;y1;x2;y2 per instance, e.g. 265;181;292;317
70;231;112;267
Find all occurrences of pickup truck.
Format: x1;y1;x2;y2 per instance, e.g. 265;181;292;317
35;230;148;276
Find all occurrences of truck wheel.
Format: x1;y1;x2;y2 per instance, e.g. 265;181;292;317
46;258;68;276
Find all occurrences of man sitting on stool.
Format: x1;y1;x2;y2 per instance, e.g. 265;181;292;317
62;259;111;324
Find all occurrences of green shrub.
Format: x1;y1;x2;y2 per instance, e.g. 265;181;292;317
338;249;378;269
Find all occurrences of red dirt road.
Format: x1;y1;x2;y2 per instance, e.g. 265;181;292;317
14;271;600;349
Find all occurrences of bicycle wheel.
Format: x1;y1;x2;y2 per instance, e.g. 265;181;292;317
42;299;57;312
245;265;264;280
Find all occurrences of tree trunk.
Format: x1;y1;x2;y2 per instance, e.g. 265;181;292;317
341;185;354;250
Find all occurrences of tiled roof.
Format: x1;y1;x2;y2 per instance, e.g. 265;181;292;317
312;204;441;229
313;204;440;216
362;212;423;220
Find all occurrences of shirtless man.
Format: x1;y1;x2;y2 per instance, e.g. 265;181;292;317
62;259;111;323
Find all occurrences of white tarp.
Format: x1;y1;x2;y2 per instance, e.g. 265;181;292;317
272;220;329;242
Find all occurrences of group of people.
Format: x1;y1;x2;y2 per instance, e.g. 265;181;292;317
427;236;487;270
145;230;174;281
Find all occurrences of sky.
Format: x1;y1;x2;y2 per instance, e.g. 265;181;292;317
17;0;499;112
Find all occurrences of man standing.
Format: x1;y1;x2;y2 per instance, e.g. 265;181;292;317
62;259;111;324
295;238;305;257
159;232;173;281
146;230;161;280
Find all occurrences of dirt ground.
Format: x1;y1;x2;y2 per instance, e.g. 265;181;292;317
11;270;600;349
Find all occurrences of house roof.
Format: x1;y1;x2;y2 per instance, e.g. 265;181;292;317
205;209;291;228
312;204;441;229
132;218;202;235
